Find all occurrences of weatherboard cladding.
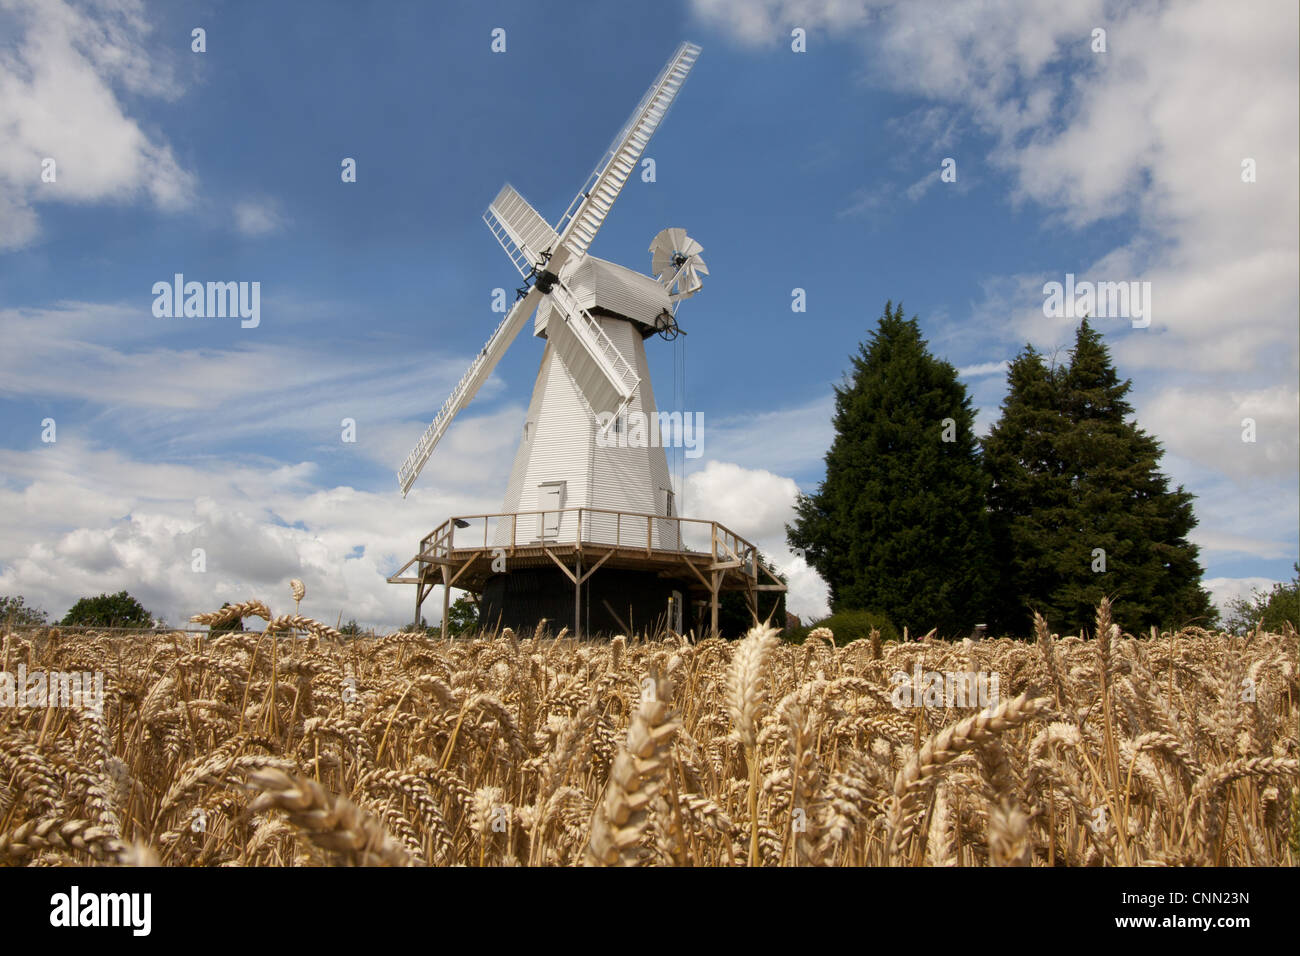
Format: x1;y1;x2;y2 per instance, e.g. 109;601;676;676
495;341;591;546
545;310;629;426
496;313;674;548
588;319;675;547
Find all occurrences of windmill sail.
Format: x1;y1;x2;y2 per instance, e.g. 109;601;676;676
484;184;559;277
555;42;701;262
397;42;701;499
397;287;543;496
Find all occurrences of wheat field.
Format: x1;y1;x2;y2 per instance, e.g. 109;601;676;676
1;596;1295;866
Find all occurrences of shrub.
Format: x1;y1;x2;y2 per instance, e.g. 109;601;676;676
808;608;899;646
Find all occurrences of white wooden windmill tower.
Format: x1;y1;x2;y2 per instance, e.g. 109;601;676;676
388;42;785;636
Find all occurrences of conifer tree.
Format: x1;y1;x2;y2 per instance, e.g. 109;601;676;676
983;319;1215;634
787;302;994;636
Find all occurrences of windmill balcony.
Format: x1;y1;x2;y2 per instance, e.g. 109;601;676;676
388;506;786;638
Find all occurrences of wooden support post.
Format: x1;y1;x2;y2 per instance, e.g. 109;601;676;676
710;569;721;637
441;564;451;639
447;551;482;588
574;553;582;639
415;572;428;630
577;549;613;584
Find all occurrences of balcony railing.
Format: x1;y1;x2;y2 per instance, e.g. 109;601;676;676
418;507;758;575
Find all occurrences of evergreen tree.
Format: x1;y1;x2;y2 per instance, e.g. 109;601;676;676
981;346;1071;632
983;320;1215;634
787;302;994;636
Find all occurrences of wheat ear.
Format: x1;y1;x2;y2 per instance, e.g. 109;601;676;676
585;669;678;866
247;768;413;866
888;692;1050;862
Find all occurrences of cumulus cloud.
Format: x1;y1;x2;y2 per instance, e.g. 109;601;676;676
0;0;194;248
1204;576;1285;619
0;294;531;629
684;460;831;620
1141;385;1299;481
0;435;510;629
234;198;286;236
700;0;1298;369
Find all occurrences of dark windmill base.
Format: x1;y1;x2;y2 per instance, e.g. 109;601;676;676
388;508;788;639
479;566;692;637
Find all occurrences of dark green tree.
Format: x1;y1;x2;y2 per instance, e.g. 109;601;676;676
60;591;154;628
787;301;995;636
981;345;1070;632
0;595;49;627
446;596;479;637
340;619;363;638
983;320;1215;634
716;553;787;638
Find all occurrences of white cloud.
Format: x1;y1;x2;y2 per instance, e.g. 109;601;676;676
684;460;831;620
0;435;510;630
1192;528;1295;563
0;301;514;475
886;106;960;153
1141;385;1299;481
699;0;1299;377
690;0;874;47
234;198;286;236
1203;576;1283;618
0;0;193;249
957;360;1009;378
0;294;567;631
0;440;835;631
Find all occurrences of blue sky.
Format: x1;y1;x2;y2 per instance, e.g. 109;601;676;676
0;0;1296;628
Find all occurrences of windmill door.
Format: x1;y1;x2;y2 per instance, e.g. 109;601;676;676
538;482;564;540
